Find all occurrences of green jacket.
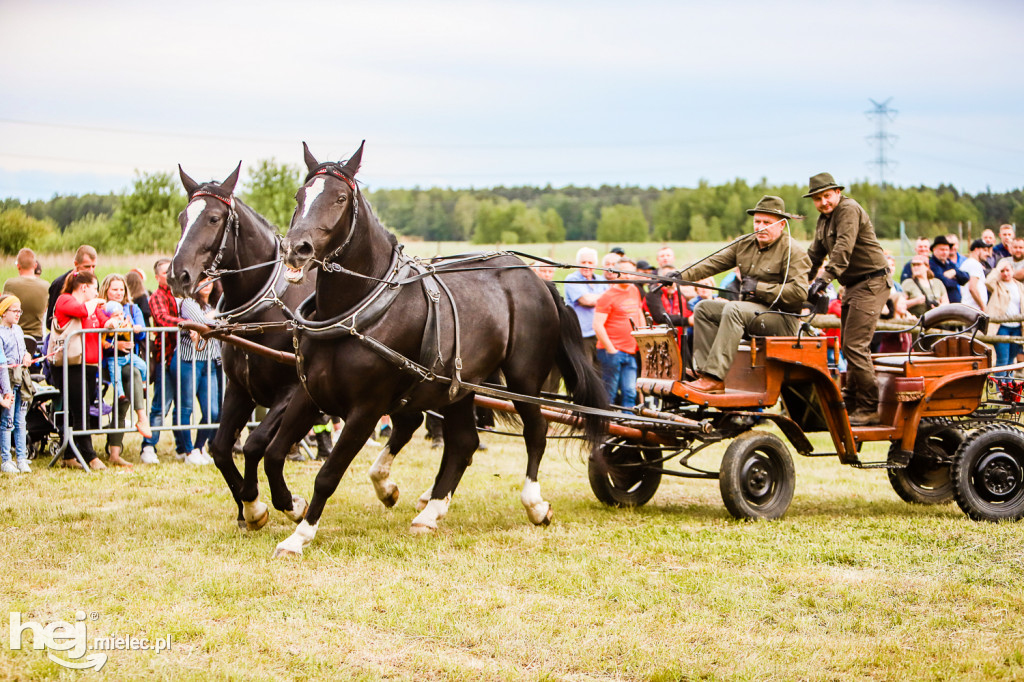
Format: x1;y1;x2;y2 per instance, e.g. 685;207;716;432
807;196;888;285
677;233;810;313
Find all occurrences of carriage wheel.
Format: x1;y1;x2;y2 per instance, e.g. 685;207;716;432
953;423;1024;522
887;424;962;505
588;438;662;508
719;431;795;520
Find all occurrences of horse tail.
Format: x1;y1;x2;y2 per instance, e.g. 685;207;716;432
546;281;609;449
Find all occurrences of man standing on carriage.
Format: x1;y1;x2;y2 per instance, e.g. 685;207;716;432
804;172;891;426
672;196;810;394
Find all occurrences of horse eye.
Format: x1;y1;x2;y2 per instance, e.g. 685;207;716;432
336;195;347;204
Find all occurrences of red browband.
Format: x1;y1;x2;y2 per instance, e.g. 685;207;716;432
313;167;357;193
191;190;233;208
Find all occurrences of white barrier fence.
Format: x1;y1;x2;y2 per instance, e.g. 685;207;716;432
45;325;261;468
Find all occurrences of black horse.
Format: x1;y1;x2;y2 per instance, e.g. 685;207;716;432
169;164;323;530
269;141;608;557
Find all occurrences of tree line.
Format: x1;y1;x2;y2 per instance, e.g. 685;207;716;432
2;159;1022;256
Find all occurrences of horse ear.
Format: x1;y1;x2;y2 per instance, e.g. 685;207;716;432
179;165;200;197
302;141;319;173
221;161;242;195
341;140;365;178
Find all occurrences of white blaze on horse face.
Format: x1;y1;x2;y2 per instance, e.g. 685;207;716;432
299;177;327;220
173;198;210;259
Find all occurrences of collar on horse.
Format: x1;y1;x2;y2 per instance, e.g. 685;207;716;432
291;244;465;405
214;248;293;324
305;163;361;268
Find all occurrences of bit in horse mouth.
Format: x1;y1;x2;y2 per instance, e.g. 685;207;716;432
284;265;305;283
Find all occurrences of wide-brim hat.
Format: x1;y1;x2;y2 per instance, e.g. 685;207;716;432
931;235;951;250
746;195;794;220
803;172;845;198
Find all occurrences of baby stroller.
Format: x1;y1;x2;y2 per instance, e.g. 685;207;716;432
23;337;63;460
25;383;62;460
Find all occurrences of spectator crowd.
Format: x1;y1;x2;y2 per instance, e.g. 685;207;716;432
5;217;1024;471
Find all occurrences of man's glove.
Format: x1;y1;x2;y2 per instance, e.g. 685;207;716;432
740;277;759;301
807;278;829;305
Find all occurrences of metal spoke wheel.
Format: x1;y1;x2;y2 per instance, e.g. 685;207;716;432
719;431;795;520
588;438;662;508
887;424;962;505
953;423;1024;522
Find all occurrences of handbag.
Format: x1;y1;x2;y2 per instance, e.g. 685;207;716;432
50;315;84;366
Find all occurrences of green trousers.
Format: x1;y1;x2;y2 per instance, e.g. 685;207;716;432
692;299;798;382
840;276;891;412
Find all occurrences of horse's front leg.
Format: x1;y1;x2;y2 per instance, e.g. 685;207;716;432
261;387;322;524
207;385;256;529
273;410;381;558
236;393;303;532
367;410;423;508
411;397;477;533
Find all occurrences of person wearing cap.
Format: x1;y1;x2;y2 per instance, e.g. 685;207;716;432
928;235;969;304
959;239;990;312
673;196;809;394
610;246;626;257
804;173;890;426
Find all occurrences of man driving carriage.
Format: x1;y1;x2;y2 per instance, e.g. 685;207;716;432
672;196;810;394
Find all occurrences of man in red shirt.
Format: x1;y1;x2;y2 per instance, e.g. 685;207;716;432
593;258;643;407
140;258;189;463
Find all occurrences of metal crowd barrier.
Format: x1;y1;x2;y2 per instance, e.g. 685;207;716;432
46;325;277;469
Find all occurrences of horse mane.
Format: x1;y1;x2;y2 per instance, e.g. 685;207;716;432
359;192;398;249
235;196;282;236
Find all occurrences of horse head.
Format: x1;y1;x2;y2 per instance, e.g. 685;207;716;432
282;141;364;284
170;162;242;297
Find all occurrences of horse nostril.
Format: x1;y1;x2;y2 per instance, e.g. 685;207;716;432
294;241;314;259
179;270;192;286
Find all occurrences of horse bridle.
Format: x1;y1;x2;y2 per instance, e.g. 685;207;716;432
303;163;361;270
188;188;241;279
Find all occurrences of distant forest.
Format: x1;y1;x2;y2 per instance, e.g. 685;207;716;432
2;158;1022;255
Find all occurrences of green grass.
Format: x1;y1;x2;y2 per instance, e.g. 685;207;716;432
1;427;1022;681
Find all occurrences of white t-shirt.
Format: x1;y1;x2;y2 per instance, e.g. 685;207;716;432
959;258;988;311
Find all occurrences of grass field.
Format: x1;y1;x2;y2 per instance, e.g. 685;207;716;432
1;425;1022;681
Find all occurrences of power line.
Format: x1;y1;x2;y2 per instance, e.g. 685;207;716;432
866;98;897;186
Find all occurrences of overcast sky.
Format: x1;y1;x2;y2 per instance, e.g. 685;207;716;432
2;0;1022;201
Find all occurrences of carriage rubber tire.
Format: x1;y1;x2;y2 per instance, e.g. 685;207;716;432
886;424;962;505
719;431;795;520
588;438;662;508
952;423;1024;522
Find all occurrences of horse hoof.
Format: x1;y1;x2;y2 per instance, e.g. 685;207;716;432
528;503;553;527
382;488;399;508
283;496;308;524
236;519;247;531
272;546;302;559
409;522;436;535
246;508;270;532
